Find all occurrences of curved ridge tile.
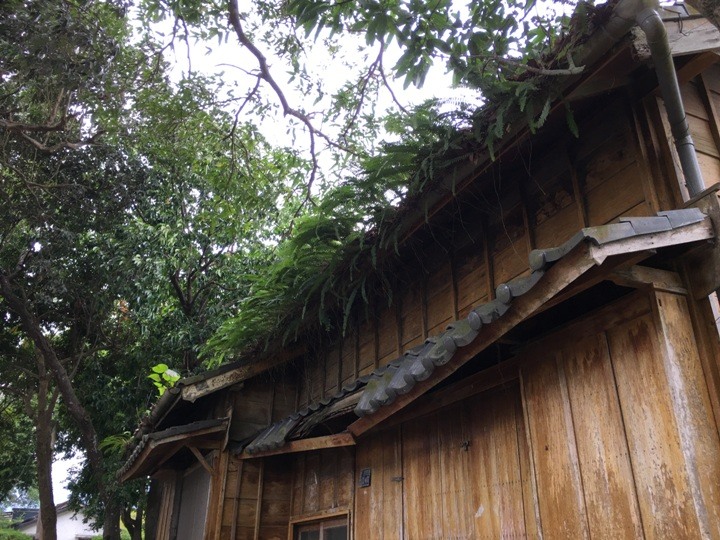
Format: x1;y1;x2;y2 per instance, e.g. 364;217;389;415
495;270;545;304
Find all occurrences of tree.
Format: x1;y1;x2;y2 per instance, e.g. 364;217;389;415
0;3;163;536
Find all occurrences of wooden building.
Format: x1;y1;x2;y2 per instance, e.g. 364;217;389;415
120;2;720;538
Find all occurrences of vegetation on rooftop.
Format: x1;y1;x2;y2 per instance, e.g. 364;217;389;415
0;0;613;537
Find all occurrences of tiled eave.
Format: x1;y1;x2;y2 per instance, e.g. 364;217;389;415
241;208;712;456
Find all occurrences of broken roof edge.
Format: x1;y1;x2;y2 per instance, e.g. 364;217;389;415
119;417;230;483
240;208;711;456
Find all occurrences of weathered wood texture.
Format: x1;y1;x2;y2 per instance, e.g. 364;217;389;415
229;374;297;443
216;455;293;540
654;62;720;203
296;96;671;410
348;291;720;539
290;448;355;518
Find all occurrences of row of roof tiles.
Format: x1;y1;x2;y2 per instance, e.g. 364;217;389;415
243;208;706;454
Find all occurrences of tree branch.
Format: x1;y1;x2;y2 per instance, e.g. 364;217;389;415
227;0;319;204
19;129;104;154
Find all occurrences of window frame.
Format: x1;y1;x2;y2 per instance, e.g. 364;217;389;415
289;509;350;540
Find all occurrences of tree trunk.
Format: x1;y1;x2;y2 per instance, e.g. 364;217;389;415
0;275;120;540
103;499;122;540
122;506;143;540
35;373;57;540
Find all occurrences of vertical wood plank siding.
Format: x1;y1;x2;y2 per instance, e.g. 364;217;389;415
345;290;720;538
209;67;720;538
290;93;680;410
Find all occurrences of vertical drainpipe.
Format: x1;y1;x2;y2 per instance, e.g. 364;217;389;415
574;0;705;198
635;7;706;198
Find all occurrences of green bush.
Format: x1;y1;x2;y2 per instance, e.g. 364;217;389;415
0;529;33;540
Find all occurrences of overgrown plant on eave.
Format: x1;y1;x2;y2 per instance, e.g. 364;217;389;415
202;0;612;366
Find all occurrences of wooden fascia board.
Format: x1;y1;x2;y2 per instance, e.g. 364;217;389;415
347;219;715;438
181;347;304;403
238;432;356;460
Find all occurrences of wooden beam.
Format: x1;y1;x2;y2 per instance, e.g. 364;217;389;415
684;185;720;298
189;446;214;475
347;241;598;438
588;219;714;265
181;346;305;403
239;432;356;460
610;265;687;294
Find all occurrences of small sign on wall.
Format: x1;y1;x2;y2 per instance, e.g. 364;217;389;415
359;468;371;488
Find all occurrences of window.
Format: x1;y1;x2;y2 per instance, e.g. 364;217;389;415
295;517;348;540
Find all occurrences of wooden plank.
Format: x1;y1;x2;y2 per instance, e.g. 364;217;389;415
229;459;243;540
358;318;376;373
467;387;528;538
581;129;636;194
514;387;540;538
337;448;355;508
682;267;720;440
208;451;230;540
688;114;720;157
560;333;644;539
674;52;720;86
438;402;474;538
376;305;398;366
650;291;720;537
291;455;305;517
634;98;676;212
354;427;403;540
380;356;521;429
522;354;590;539
318;450;336;511
189;446;213;476
608;313;702;538
585;162;646;226
426;263;454;332
402;412;443;539
681;80;711;119
181;345;306;403
239;433;356;460
534;202;583;249
303;453;320;515
400;284;423;349
699;72;720;152
666;18;720;57
455;250;488;316
588;218;714;265
253;461;264;540
340;331;357;388
610;265;688;294
492;236;530;286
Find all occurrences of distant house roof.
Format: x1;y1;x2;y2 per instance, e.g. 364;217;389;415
10;507;39;528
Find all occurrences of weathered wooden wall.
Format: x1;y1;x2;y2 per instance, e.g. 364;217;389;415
351;290;720;539
294;91;675;411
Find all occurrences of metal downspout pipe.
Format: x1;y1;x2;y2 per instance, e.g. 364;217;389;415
635;7;706;198
574;0;705;197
